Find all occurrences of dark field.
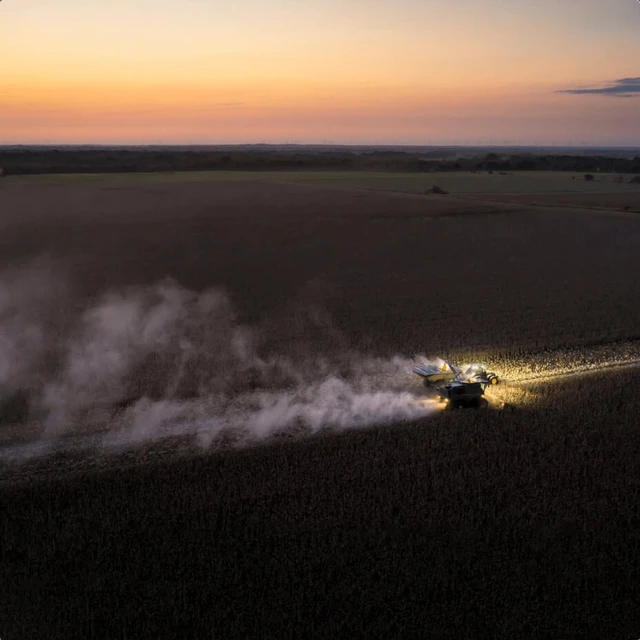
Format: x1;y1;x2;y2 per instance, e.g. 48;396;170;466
466;190;640;213
2;175;640;638
3;371;640;639
2;177;640;355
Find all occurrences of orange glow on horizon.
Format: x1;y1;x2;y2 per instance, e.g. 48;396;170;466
2;0;639;145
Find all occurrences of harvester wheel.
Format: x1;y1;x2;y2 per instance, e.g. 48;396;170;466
490;376;499;385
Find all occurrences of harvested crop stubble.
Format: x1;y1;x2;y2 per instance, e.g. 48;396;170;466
484;340;640;383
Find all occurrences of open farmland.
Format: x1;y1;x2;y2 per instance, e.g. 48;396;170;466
463;190;640;213
2;174;640;357
278;169;640;200
12;166;640;192
1;173;640;638
11;167;640;213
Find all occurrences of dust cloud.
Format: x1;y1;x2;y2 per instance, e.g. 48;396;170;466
0;261;432;462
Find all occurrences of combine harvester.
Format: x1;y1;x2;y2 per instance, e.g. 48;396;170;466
413;358;500;410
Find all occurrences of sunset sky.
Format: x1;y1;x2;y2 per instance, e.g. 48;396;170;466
2;0;639;145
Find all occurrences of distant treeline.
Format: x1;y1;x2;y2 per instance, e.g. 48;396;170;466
1;148;639;176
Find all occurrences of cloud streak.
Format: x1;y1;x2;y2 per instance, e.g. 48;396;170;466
558;77;640;98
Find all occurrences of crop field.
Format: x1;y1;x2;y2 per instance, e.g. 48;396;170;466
10;167;640;193
1;174;640;638
2;176;640;354
11;167;639;215
3;369;640;639
464;190;640;213
279;170;640;199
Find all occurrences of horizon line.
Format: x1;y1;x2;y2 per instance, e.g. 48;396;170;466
1;143;639;150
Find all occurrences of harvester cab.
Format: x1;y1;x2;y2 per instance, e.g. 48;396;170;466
460;364;499;386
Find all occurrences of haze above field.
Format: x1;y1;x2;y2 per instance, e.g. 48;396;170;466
1;0;639;145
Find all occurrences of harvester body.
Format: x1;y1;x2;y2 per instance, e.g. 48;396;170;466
436;381;488;409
